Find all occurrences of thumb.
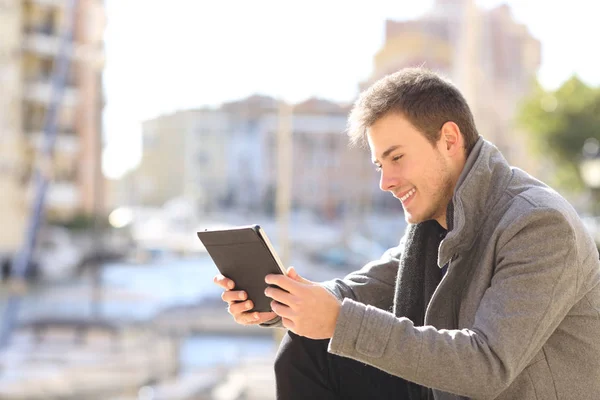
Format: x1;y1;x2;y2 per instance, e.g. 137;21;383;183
287;266;310;284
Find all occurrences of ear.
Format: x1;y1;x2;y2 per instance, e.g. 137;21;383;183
439;121;463;156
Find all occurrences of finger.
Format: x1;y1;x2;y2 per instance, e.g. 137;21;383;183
265;274;303;293
228;300;254;315
264;286;296;307
287;266;298;278
287;267;311;284
221;290;247;304
214;274;235;290
271;300;295;319
235;311;277;325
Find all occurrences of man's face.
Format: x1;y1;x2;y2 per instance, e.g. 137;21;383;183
368;113;456;227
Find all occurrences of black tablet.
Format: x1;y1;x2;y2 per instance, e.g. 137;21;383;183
197;224;287;312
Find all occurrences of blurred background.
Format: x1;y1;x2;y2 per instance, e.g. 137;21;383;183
0;0;599;398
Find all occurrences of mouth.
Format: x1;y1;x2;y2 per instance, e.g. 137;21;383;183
396;187;416;204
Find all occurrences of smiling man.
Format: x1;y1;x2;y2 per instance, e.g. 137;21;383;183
214;68;600;400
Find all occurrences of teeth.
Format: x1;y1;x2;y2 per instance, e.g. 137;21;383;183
400;188;416;202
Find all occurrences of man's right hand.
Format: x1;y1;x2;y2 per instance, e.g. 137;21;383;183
213;274;278;325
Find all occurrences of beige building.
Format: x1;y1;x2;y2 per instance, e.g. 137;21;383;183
0;0;105;255
362;0;542;175
286;98;378;219
220;95;385;217
137;108;232;211
136;97;277;213
134;95;388;218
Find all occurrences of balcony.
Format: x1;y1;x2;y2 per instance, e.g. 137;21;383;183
23;80;78;107
22;32;62;57
27;0;66;7
46;181;80;210
23;31;103;66
28;132;79;155
26;179;80;211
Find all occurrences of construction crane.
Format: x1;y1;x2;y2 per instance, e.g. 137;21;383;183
0;0;78;348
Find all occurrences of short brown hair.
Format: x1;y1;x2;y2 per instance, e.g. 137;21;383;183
347;68;479;154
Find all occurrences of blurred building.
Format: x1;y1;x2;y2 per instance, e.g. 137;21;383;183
221;95;275;213
137;108;231;211
282;98;377;219
133;95;385;219
105;169;137;212
0;0;105;255
362;0;542;175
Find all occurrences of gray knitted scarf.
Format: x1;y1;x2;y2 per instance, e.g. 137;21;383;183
394;212;452;400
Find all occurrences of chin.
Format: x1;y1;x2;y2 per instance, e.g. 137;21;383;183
404;208;435;225
404;213;421;225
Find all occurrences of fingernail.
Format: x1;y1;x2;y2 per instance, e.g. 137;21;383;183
239;292;245;300
227;282;234;289
246;302;252;310
254;313;259;320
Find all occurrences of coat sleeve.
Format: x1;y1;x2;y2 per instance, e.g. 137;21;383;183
260;238;405;328
320;244;402;310
328;207;591;399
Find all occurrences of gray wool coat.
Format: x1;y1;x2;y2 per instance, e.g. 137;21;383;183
324;138;600;399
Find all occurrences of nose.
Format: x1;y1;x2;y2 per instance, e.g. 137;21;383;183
379;168;398;192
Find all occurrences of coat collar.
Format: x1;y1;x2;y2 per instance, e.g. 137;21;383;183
437;137;514;267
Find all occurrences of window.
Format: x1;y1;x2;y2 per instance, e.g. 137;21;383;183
196;152;210;165
143;132;158;149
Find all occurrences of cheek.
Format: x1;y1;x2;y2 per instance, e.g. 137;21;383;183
383;163;404;181
406;161;428;185
428;161;452;196
415;161;443;193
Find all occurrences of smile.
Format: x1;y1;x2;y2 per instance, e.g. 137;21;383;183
399;188;416;203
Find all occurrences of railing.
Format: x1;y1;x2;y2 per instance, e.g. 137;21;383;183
24;79;78;106
23;31;62;56
28;132;79;155
45;181;81;209
26;0;66;8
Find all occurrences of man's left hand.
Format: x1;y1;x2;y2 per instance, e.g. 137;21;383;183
265;267;341;339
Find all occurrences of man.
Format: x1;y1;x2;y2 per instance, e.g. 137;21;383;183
214;68;600;399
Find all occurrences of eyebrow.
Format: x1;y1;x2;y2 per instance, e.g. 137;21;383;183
372;145;403;164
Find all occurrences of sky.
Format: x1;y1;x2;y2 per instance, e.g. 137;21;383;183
101;0;600;179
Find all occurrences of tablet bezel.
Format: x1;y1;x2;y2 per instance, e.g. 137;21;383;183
255;225;287;275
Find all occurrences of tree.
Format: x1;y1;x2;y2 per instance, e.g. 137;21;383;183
517;76;600;192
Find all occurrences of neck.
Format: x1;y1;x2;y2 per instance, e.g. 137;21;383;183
437;197;456;231
436;214;448;230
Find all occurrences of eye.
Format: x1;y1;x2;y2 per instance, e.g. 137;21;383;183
374;164;382;172
392;155;403;162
